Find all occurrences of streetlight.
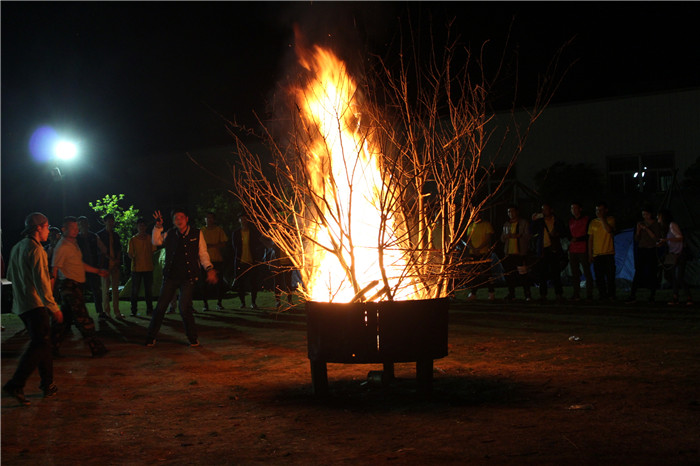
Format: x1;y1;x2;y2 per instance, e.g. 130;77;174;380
29;126;81;217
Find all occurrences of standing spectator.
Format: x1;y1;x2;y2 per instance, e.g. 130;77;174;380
200;212;228;311
3;213;63;406
97;213;123;319
52;216;109;357
568;202;594;301
466;213;496;301
657;209;693;306
626;206;662;304
500;205;532;302
530;203;568;303
232;212;266;310
77;216;107;319
127;218;156;316
588;201;617;301
145;209;218;347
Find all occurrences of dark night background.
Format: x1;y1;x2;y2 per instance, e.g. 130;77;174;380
2;1;699;260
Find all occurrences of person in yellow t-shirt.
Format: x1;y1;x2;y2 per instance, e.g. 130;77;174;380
500;205;532;301
466;214;495;301
128;218;156;316
587;201;616;300
200;212;229;311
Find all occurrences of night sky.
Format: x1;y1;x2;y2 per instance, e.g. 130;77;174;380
2;1;698;258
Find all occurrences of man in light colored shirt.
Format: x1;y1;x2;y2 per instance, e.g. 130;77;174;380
53;216;109;357
3;212;63;406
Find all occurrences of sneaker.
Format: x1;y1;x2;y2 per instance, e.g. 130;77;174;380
466;293;477;301
240;302;246;310
98;313;108;321
189;340;201;347
686;300;694;307
525;296;533;302
202;304;209;312
116;314;126;320
488;292;496;301
3;382;30;406
251;303;259;310
216;304;224;311
41;383;58;398
145;339;156;347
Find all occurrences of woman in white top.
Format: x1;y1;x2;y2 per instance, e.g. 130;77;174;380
657;209;693;306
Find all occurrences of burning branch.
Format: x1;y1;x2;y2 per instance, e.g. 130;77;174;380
228;23;567;303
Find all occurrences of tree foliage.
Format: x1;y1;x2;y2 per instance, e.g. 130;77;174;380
89;194;140;252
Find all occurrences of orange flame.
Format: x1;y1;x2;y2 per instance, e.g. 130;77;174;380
294;46;430;303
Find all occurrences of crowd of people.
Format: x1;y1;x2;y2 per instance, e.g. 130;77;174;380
2;201;694;406
463;201;694;306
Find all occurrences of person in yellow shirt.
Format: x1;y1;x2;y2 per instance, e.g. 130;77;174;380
128;218;156;316
466;214;496;301
200;212;229;311
587;201;616;300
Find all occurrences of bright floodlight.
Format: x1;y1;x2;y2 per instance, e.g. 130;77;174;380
54;140;78;161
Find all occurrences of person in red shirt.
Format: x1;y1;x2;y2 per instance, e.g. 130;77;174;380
568;202;593;301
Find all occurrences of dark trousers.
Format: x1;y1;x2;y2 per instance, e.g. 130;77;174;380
55;279;106;355
502;254;531;298
130;271;154;314
537;247;563;297
593;254;616;299
235;262;260;305
569;251;594;299
665;252;692;299
147;278;198;343
85;272;103;316
201;262;224;306
630;248;659;298
470;253;495;294
8;307;53;390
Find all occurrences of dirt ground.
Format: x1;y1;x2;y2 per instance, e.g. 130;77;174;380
2;287;699;465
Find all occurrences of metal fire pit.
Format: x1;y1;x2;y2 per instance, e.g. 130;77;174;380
306;298;449;395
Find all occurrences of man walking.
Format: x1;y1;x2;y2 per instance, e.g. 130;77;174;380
3;212;63;406
145;209;217;347
52;216;110;357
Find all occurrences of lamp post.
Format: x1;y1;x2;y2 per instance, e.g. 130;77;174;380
52;139;78;218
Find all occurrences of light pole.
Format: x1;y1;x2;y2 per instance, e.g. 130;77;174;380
52;139;78;218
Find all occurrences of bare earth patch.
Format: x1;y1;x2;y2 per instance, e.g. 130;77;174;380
2;290;699;465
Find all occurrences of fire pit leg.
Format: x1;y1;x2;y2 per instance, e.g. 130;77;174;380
310;360;329;396
416;358;433;394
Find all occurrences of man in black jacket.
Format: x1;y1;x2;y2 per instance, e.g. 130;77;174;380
145;209;217;347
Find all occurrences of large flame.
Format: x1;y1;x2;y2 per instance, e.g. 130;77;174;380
295;46;430;303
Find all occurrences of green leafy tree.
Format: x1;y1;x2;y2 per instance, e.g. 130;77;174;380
89;194;140;255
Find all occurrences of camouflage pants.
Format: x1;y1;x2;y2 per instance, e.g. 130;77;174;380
55;279;107;356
